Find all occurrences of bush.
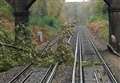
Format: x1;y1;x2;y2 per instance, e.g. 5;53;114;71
88;0;109;42
0;26;36;72
89;15;104;23
29;15;61;29
0;59;13;72
94;0;107;16
0;0;13;19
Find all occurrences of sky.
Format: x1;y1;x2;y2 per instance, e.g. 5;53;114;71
66;0;90;2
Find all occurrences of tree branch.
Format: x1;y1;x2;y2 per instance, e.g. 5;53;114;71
0;42;28;52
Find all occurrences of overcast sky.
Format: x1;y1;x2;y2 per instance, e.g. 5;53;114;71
66;0;89;2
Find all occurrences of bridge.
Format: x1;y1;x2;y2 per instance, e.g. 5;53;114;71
5;0;120;53
0;0;120;82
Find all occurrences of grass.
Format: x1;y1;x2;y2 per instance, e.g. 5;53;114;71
82;60;102;67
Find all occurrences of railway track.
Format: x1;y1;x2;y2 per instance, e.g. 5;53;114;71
6;28;73;83
72;31;83;83
7;26;118;83
87;32;118;83
72;26;118;83
8;63;58;83
8;64;32;83
7;37;59;83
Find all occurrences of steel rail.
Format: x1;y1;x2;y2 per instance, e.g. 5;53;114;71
46;63;59;83
94;71;100;83
81;27;118;83
88;36;118;83
21;71;33;83
81;29;102;83
72;31;84;83
8;38;58;83
83;30;98;59
79;32;84;83
40;65;54;83
72;32;79;83
8;64;32;83
7;33;64;83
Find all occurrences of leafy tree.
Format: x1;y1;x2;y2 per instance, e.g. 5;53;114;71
0;0;13;19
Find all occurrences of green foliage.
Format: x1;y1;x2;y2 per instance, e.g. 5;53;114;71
55;42;74;65
0;0;66;72
0;26;36;72
89;15;104;22
89;0;108;23
88;0;109;42
0;26;14;43
0;24;74;72
0;27;13;72
99;21;109;42
54;25;74;65
35;27;74;67
35;48;56;67
0;0;13;19
0;59;13;72
31;0;65;18
94;0;107;16
29;15;61;28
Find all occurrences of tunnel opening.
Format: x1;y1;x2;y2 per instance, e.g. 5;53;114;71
65;0;109;43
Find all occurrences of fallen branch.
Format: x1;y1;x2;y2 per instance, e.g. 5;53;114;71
0;41;29;52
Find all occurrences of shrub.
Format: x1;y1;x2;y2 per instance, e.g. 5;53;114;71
29;15;61;29
88;0;109;42
0;0;13;19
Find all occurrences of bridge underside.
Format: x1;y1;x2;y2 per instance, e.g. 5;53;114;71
104;0;120;53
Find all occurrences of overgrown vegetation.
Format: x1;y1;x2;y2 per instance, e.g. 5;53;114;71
0;19;74;72
29;15;61;29
29;0;65;44
0;0;13;20
0;25;36;72
88;0;109;42
0;0;67;72
35;25;74;67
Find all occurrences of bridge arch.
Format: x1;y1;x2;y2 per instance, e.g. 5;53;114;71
5;0;120;53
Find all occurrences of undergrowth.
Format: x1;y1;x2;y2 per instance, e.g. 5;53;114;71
0;0;13;20
29;15;61;29
0;24;74;72
35;25;74;67
88;0;109;42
